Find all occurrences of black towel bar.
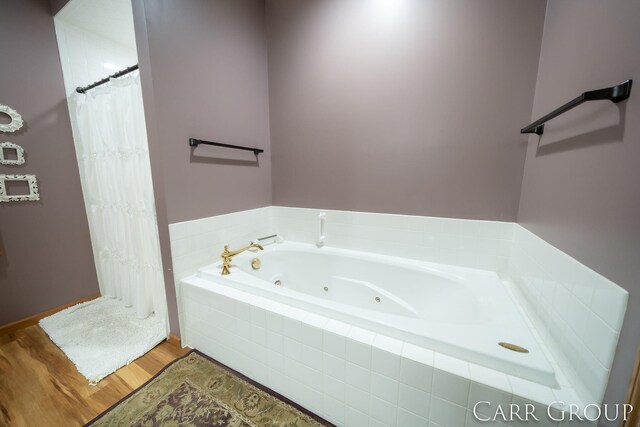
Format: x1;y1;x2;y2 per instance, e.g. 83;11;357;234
521;80;632;135
189;138;264;155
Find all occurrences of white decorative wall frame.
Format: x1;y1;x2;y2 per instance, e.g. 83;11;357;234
0;104;24;133
0;142;25;165
0;174;40;202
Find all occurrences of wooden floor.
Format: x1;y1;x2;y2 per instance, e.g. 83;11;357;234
0;325;189;427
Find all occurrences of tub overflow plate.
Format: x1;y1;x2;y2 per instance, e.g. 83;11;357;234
498;342;529;353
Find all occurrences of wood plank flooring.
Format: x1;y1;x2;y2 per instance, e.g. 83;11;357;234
0;325;189;427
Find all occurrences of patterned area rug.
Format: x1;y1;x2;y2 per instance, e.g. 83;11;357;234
86;350;332;426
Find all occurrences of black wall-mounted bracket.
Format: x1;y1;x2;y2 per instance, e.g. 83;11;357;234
521;79;632;135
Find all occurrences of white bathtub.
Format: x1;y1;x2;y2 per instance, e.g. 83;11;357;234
194;241;555;386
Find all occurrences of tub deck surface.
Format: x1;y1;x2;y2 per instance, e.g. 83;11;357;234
193;242;555;386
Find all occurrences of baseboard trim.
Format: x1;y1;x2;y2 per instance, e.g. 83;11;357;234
623;344;640;427
0;293;100;335
167;333;181;347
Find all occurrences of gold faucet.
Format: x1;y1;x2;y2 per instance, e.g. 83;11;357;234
220;242;264;275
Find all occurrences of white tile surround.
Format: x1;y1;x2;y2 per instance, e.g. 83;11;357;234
169;206;628;426
168;207;273;282
272;207;514;275
54;19;137;97
507;227;628;405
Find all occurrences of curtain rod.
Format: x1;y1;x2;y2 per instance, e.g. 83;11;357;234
75;64;139;94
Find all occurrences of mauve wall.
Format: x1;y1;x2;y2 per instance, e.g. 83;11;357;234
517;0;640;418
131;0;271;332
49;0;68;15
266;0;547;221
133;0;271;224
0;0;98;325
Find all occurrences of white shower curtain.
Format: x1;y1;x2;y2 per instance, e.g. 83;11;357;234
71;72;167;326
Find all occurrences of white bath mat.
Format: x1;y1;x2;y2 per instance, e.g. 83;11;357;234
39;296;166;385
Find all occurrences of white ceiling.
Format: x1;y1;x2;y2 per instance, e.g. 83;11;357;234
56;0;137;49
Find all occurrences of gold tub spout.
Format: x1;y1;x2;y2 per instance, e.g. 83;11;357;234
221;242;264;275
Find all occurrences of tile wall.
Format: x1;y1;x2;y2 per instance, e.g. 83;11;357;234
507;226;628;404
272;206;514;274
168;207;273;283
54;20;137;97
